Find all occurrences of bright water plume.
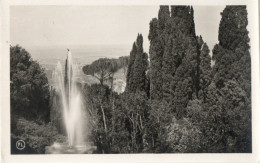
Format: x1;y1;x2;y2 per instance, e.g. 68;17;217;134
52;50;86;146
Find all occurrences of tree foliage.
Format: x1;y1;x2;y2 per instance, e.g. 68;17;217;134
210;5;251;152
10;5;252;154
10;45;50;123
87;5;251;154
10;45;64;154
82;58;119;86
126;34;149;93
213;6;251;96
148;6;212;118
11;118;66;154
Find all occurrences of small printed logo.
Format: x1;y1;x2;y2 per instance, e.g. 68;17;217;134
16;140;25;150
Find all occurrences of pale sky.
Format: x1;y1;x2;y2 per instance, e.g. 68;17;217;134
10;6;225;53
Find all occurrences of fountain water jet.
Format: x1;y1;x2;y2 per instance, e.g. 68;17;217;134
46;50;95;154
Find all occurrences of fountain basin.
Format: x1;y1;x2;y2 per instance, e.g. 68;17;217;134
45;142;96;154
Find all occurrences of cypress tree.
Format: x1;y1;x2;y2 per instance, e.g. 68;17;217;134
149;5;212;117
213;6;251;97
161;6;197;103
196;36;212;102
162;6;198;118
210;5;251;152
172;36;198;117
126;42;137;92
149;6;170;100
126;34;148;93
132;34;149;92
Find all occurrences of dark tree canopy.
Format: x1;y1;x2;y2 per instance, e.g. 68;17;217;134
132;34;149;93
218;6;250;51
210;5;251;152
84;5;251;153
162;6;197;106
126;34;149;93
126;43;137;92
10;5;252;154
148;5;211;118
148;17;164;100
197;38;212;101
213;6;251;97
10;45;50;123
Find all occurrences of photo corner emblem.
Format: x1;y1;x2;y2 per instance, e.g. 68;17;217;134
16;140;25;150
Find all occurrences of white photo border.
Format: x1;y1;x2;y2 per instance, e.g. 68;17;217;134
1;0;259;162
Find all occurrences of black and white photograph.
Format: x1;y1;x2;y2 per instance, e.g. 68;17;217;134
1;0;260;162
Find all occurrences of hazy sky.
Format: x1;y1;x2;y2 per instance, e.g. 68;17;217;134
10;6;225;53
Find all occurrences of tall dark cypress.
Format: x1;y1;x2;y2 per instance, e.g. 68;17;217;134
149;18;161;100
162;6;198;111
213;6;251;97
126;42;137;92
172;36;198;117
132;34;149;92
196;36;212;102
149;6;212;117
210;5;251;152
126;34;148;93
148;6;170;100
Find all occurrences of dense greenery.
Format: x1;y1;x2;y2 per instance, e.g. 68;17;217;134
11;118;66;154
83;5;251;153
10;45;50;123
126;34;149;94
211;6;251;152
10;45;65;153
11;5;251;154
